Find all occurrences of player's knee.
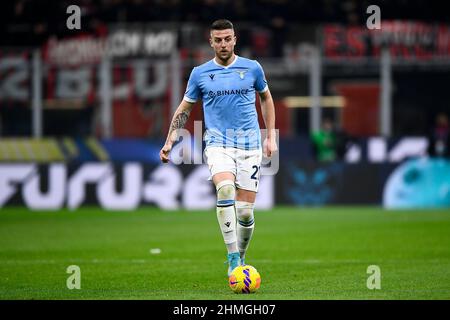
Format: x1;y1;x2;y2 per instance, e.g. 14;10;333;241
236;201;254;224
216;180;236;207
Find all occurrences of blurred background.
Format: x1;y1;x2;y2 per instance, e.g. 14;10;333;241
1;0;449;210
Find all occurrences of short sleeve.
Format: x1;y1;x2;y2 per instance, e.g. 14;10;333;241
253;61;269;93
183;67;201;103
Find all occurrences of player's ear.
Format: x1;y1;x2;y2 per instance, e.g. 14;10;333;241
209;37;213;47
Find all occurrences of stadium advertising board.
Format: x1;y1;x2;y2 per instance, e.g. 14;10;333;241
323;21;450;60
44;25;178;66
0;163;274;210
276;158;450;208
276;162;397;206
1;159;448;210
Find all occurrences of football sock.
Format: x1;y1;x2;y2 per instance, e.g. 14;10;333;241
216;180;238;254
235;201;255;259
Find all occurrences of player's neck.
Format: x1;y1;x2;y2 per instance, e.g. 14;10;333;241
214;53;236;67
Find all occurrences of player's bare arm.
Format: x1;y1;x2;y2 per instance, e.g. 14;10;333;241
259;89;278;158
159;100;194;163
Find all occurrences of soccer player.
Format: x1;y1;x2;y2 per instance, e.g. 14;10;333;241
159;19;277;276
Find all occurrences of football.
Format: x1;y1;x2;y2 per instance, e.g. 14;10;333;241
228;265;261;294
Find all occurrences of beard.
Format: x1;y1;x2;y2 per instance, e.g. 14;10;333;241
217;49;233;62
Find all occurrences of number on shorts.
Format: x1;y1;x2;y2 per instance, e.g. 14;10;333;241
251;165;260;180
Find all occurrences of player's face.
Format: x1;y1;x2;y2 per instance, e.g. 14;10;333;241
210;29;236;62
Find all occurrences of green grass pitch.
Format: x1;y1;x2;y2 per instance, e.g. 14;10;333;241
0;206;449;300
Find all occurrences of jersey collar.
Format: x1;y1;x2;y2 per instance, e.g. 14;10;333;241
213;54;238;69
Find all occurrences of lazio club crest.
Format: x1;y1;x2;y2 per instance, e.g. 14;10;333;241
235;70;247;79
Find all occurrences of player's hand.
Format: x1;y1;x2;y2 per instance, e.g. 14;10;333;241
263;136;278;158
159;143;172;163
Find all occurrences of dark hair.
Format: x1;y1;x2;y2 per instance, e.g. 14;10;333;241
210;19;234;31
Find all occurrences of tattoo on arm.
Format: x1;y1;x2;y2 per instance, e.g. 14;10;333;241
167;110;190;142
170;110;190;131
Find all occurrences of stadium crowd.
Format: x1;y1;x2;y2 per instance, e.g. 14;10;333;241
1;0;446;46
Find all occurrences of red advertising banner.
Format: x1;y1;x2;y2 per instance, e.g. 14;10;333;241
323;21;450;60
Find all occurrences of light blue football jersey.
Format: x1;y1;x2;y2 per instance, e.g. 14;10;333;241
183;55;268;150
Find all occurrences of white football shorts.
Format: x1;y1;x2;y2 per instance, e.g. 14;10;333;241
204;146;263;192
